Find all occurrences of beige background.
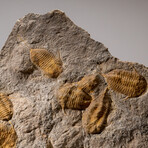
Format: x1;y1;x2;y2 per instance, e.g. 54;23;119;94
0;0;147;66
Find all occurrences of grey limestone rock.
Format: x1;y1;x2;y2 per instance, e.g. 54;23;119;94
0;10;148;148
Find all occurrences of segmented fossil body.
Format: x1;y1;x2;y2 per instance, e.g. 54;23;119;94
30;49;63;78
57;83;92;112
82;88;111;134
0;122;17;148
77;74;100;94
0;93;13;121
103;69;147;99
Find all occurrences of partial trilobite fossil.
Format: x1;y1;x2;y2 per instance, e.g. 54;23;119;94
77;74;100;94
103;69;147;99
0;93;13;121
30;49;63;78
57;83;92;113
82;88;111;134
0;122;17;148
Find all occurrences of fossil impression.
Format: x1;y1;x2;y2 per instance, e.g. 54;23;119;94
57;83;92;113
0;93;13;121
0;122;17;148
103;69;147;99
77;74;100;94
30;49;63;78
57;74;100;113
82;88;111;134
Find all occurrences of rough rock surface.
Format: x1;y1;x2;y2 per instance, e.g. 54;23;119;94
0;10;148;148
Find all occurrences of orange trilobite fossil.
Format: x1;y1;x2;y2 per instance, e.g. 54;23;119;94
82;88;111;134
0;93;13;121
0;122;17;148
103;69;147;99
30;49;63;78
57;83;92;113
77;74;100;94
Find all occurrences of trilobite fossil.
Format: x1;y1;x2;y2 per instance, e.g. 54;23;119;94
103;69;147;99
30;49;63;78
0;93;13;121
82;88;111;134
77;74;100;94
0;122;17;148
57;83;92;113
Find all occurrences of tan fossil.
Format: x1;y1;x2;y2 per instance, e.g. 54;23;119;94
82;88;111;134
103;69;147;99
0;93;13;121
0;122;17;148
77;74;100;94
57;83;92;114
30;48;63;78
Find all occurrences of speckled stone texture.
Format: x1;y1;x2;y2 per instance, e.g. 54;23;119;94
0;10;147;148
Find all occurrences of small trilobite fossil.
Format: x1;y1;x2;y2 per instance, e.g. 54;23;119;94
0;93;13;121
57;83;92;113
82;88;111;134
77;74;100;94
30;49;63;78
103;69;147;99
0;122;17;148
